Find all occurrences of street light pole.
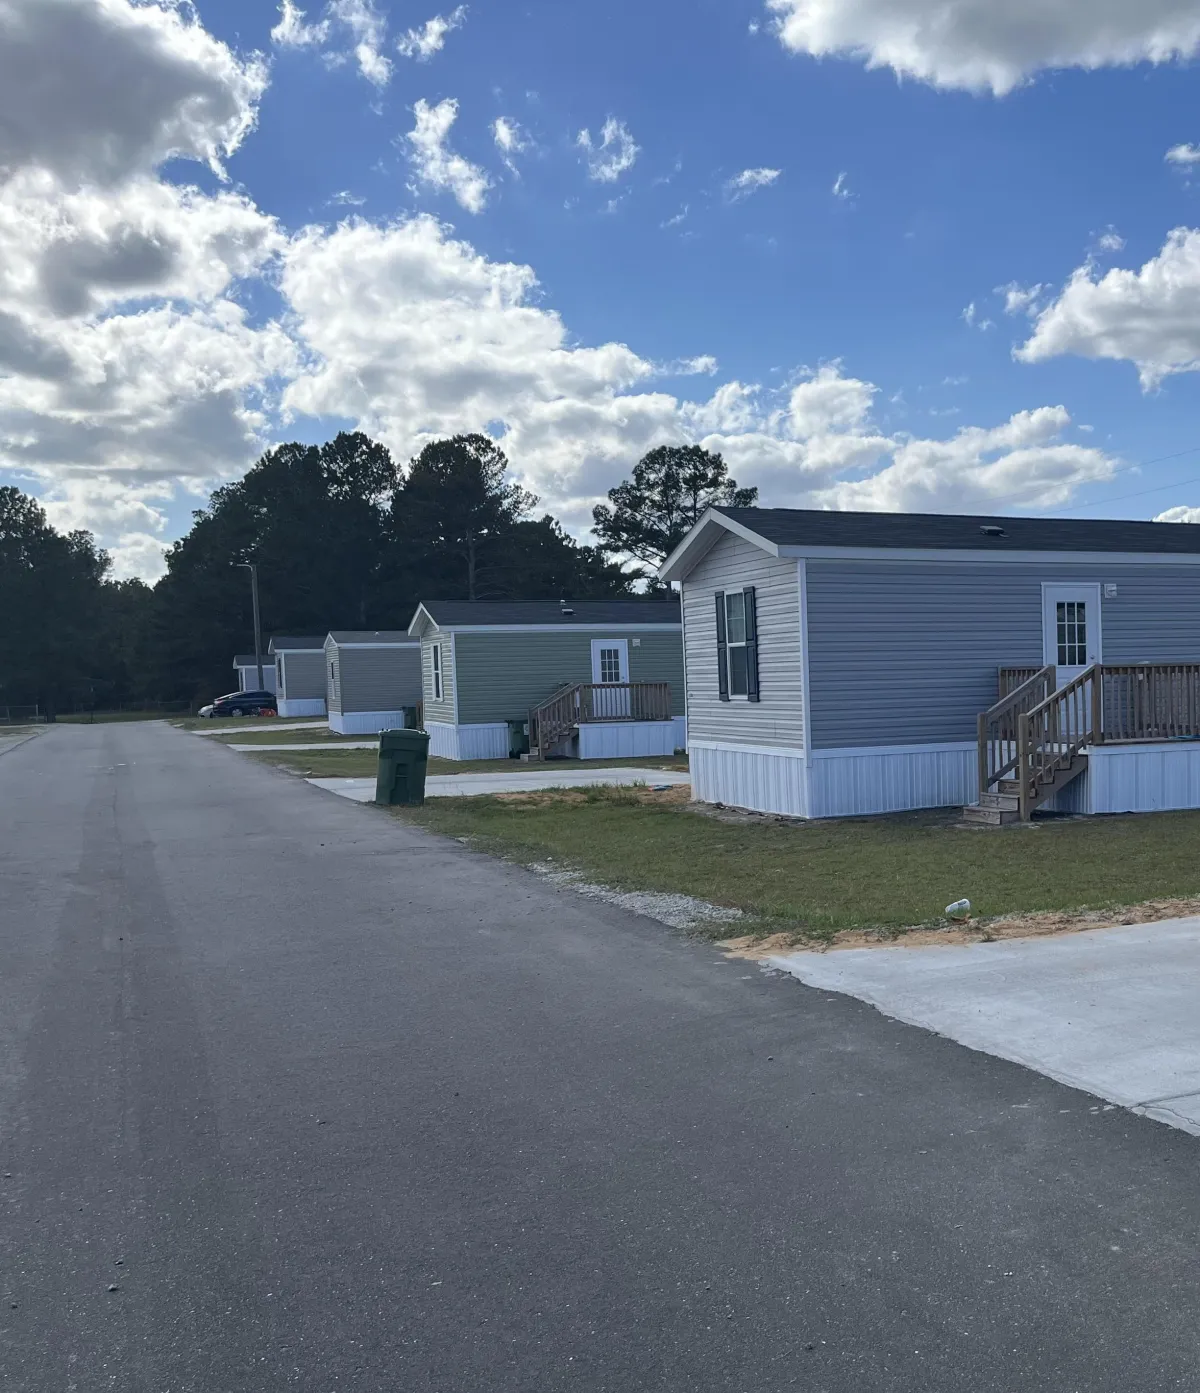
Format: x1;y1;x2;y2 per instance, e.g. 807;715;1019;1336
238;562;265;691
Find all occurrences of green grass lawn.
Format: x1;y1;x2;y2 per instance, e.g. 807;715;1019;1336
245;748;689;779
397;790;1200;941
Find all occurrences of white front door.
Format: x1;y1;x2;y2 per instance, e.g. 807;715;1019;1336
1042;584;1102;687
591;638;630;717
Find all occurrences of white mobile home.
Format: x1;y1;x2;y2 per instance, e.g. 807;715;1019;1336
232;654;277;694
662;506;1200;823
325;632;422;735
269;636;328;718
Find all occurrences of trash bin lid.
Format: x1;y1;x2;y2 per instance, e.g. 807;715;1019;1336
379;727;431;751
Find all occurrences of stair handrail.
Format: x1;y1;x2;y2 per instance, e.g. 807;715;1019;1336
528;682;582;754
977;666;1054;795
1016;665;1101;821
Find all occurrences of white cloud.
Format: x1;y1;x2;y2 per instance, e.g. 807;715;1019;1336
1095;227;1126;253
405;99;491;213
726;167;782;201
271;0;329;47
1166;143;1200;165
662;205;689;229
963;301;994;331
1017;228;1200;386
492;117;529;174
788;363;875;437
329;189;366;206
328;0;392;86
108;532;169;582
999;281;1047;317
397;7;467;60
832;171;852;200
1157;505;1200;522
577;119;639;183
765;0;1200;95
0;0;267;187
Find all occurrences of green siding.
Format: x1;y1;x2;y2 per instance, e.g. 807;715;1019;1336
453;630;684;724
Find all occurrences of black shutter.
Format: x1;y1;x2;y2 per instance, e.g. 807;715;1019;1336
744;586;760;703
715;592;729;702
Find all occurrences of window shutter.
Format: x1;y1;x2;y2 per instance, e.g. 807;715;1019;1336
744;586;760;703
715;592;729;702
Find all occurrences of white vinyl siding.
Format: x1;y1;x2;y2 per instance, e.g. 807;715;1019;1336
682;531;804;748
422;635;457;723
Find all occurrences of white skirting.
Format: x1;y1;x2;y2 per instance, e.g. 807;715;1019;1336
578;721;677;760
330;709;413;735
688;739;979;819
424;720;510;761
809;742;978;819
672;716;687;750
1077;742;1200;814
277;697;326;718
689;740;809;817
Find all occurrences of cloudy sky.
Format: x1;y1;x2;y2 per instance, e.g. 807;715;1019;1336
6;0;1200;579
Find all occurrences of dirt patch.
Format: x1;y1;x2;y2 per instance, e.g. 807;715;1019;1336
719;896;1200;958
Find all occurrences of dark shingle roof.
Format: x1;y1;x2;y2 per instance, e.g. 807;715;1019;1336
417;599;681;628
326;631;416;644
268;635;326;653
715;506;1200;555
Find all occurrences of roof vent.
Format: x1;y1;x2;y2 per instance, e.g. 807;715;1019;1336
980;525;1007;539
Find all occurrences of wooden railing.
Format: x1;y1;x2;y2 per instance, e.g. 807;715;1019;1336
978;666;1053;794
1016;667;1100;821
998;666;1047;699
1099;664;1200;742
529;681;673;754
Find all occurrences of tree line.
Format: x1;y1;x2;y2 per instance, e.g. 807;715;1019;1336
0;434;755;714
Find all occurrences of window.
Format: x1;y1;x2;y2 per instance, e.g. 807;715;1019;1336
431;643;443;702
715;587;760;703
597;645;622;684
329;661;335;684
1057;601;1087;666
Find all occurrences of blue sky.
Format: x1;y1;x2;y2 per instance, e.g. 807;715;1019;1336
5;0;1200;576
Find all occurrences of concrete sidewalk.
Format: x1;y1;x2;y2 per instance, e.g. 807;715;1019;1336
309;766;692;802
193;720;328;736
230;740;376;750
770;919;1200;1136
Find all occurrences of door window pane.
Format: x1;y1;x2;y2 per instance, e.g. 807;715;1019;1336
598;647;622;683
1056;601;1087;667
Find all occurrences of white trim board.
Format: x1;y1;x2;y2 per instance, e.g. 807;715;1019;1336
812;741;978;759
775;546;1200;566
688;738;806;760
415;623;682;635
328;641;420;650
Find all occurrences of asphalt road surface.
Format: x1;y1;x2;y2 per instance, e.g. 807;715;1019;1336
4;723;1200;1391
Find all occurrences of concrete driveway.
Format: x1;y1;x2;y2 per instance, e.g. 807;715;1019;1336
771;919;1200;1135
310;766;692;801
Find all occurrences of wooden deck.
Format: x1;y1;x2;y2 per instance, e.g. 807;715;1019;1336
527;682;672;760
970;663;1200;823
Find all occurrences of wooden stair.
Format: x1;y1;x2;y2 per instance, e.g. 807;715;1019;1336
964;753;1088;825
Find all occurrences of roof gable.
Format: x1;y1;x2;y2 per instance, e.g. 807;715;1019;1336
409;599;681;632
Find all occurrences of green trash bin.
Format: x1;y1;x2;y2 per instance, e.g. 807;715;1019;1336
375;727;431;806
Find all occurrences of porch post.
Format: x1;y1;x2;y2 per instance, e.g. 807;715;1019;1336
1017;713;1032;823
977;711;988;800
1091;664;1103;745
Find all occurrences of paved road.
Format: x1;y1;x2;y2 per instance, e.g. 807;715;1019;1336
3;724;1200;1391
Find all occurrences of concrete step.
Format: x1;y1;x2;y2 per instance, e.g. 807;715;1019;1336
962;803;1022;826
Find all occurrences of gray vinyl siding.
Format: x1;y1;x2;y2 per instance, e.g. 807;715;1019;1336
281;649;327;701
451;629;684;725
682;531;804;748
421;635;457;724
806;559;1200;749
324;638;342;713
324;641;421;714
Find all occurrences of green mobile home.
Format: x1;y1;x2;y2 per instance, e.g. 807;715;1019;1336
407;600;685;761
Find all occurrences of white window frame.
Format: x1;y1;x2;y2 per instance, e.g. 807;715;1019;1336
431;642;444;702
724;591;751;700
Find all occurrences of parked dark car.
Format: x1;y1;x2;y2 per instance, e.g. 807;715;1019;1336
200;690;278;718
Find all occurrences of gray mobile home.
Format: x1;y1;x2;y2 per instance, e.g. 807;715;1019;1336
661;506;1200;822
268;636;328;718
232;655;277;694
324;632;422;734
407;600;685;761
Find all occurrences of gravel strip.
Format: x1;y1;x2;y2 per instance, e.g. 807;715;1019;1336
528;860;743;932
